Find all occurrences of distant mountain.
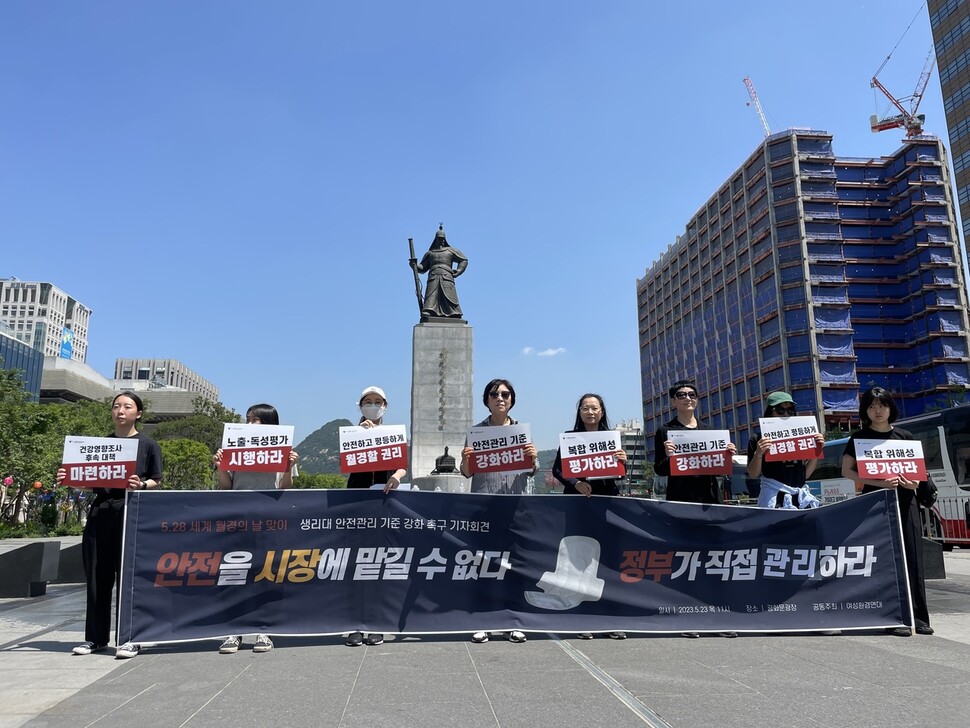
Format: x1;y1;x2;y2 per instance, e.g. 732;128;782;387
296;418;353;474
537;448;558;470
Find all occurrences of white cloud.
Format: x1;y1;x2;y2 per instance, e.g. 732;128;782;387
537;347;566;357
521;346;534;356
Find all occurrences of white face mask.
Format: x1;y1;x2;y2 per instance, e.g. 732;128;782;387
360;403;386;420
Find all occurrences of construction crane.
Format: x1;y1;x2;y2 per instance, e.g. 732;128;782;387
870;50;936;137
743;77;771;138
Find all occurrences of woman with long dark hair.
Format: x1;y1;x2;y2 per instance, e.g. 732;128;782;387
553;393;628;641
553;393;628;497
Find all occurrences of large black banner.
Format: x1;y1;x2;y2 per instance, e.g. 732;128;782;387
118;489;911;644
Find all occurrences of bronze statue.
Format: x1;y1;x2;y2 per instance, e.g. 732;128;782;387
409;225;468;320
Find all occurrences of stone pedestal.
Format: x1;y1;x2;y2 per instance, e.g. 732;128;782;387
409;319;473;483
411;474;468;493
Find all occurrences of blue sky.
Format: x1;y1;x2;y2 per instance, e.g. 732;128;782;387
0;1;950;452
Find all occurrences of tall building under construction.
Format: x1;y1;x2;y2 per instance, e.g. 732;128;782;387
930;0;970;243
636;130;970;457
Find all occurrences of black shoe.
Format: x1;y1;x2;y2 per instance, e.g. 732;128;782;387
345;631;363;647
364;633;384;646
916;624;934;635
887;627;912;637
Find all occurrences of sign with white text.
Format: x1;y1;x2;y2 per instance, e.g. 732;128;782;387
467;424;532;475
759;416;822;462
117;490;912;644
220;424;295;473
61;436;138;489
854;439;927;481
668;429;733;476
558;430;623;480
339;425;408;474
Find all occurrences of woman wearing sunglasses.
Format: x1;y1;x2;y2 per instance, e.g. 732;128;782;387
459;377;538;645
654;380;733;504
747;391;823;500
459;378;539;494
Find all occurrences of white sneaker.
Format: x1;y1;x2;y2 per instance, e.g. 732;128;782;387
115;642;139;659
253;635;273;653
219;636;241;654
471;631;489;643
506;630;527;643
577;632;594;640
72;641;105;655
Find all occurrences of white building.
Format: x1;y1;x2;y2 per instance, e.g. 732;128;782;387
0;278;91;362
113;358;219;402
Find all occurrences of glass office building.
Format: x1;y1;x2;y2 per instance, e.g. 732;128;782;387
637;130;970;458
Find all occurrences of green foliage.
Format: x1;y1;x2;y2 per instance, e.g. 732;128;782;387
159;439;217;490
0;521;47;538
0;375;244;534
151;397;240;452
293;472;347;489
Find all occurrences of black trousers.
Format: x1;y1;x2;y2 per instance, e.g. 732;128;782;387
81;498;125;646
900;497;930;625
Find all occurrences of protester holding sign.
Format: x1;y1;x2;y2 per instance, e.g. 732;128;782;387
460;378;537;645
344;386;406;496
553;393;627;496
654;380;735;504
57;392;162;660
553;393;628;641
344;386;406;648
747;391;823;506
211;403;298;655
214;403;299;491
459;378;539;494
840;386;933;636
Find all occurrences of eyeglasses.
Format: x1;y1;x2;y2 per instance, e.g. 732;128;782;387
580;406;602;413
489;391;512;400
674;391;698;400
773;406;796;415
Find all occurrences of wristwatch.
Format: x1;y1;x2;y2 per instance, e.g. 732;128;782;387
139;480;148;490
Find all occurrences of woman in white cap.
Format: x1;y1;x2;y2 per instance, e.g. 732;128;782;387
345;386;405;648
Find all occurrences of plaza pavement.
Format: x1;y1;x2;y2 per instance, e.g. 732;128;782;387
2;552;970;728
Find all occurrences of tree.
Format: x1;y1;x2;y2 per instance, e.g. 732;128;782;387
158;439;216;490
292;473;347;489
0;368;51;523
151;397;240;453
